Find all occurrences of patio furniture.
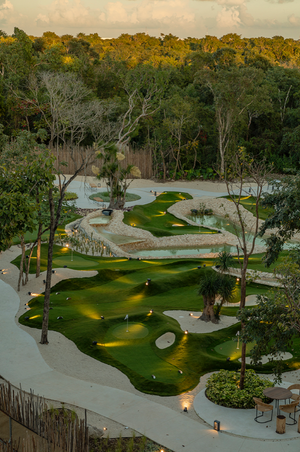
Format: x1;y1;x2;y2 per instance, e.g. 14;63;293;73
276;415;286;434
253;397;274;423
279;400;299;425
263;387;292;415
288;384;300;410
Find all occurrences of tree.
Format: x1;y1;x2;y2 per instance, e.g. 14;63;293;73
215;250;235;273
198;271;235;323
0;129;56;289
222;149;272;389
197;67;265;173
238;254;300;379
259;172;300;266
95;143;141;209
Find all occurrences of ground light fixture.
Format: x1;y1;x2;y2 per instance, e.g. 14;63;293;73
150;309;153;314
214;420;220;431
185;330;188;335
145;278;151;286
28;292;32;296
183;407;188;412
92;341;97;345
236;277;240;282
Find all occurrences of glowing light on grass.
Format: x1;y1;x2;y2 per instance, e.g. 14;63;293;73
29;315;40;319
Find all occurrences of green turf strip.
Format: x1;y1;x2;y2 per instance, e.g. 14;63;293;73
18;251;287;395
123;191;217;237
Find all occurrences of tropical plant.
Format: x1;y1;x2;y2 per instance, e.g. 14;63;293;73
198;271;236;323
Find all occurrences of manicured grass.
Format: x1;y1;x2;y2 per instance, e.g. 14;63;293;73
222;195;274;221
64;192;78;201
89;192;141;202
12;214;82;245
123;192;217;237
18;248;284;396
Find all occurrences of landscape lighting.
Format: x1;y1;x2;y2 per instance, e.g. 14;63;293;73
178;370;183;374
236;278;240;282
189;313;193;316
183;407;188;412
92;341;97;345
214;420;220;431
185;330;188;335
52;270;56;274
28;292;32;296
150;309;153;314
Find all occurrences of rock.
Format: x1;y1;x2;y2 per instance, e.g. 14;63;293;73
88;425;104;438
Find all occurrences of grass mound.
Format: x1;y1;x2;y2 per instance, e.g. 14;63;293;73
89;192;141;202
124;192;217;237
206;369;274;408
17;246;282;396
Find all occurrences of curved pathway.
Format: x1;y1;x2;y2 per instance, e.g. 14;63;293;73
1;180;299;451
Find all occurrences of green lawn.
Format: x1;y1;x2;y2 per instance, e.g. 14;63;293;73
89;191;141;203
17;247;290;396
123;192;217;237
222;195;274;221
12;214;82;245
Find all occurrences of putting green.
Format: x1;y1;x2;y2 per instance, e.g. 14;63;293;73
112;323;149;339
53;255;98;268
215;340;255;360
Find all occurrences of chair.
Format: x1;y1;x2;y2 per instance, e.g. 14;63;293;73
279;400;299;425
288;384;300;411
253;397;274;423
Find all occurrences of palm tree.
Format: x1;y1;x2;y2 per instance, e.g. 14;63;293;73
198;271;236;323
215;251;235;273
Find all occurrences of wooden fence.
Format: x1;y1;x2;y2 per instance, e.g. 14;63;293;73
0;383;89;452
48;144;153;179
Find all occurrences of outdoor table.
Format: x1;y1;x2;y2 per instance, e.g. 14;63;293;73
263;387;292;415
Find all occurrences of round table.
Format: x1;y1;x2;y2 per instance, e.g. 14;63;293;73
263;387;292;415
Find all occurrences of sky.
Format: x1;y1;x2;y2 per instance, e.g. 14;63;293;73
0;0;299;40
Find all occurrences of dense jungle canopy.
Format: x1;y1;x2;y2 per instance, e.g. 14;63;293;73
1;28;300;179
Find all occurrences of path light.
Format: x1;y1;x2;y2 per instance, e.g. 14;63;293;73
236;277;240;282
43;280;46;284
52;270;56;274
25;316;29;320
198;266;201;269
28;292;32;296
150;309;153;314
178;370;183;374
184;407;188;412
146;278;151;286
214;420;220;431
103;427;107;431
101;316;104;320
92;341;97;345
185;330;188;335
189;313;193;316
203;264;206;267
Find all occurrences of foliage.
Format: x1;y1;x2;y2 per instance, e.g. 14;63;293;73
206;369;274;408
64;192;78;201
198;202;213;215
259;173;300;266
238;254;300;380
215;251;235;272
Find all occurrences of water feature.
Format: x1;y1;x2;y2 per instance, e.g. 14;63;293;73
187;214;267;247
128;244;238;258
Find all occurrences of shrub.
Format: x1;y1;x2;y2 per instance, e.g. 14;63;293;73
65;192;78;200
205;369;274;409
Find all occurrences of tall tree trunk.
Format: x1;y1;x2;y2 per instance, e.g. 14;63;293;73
239;259;248;389
40;190;56;344
36;223;42;278
17;236;25;292
200;296;217;323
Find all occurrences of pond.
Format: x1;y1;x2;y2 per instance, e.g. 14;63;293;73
187;214;266;248
128;244;238;257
